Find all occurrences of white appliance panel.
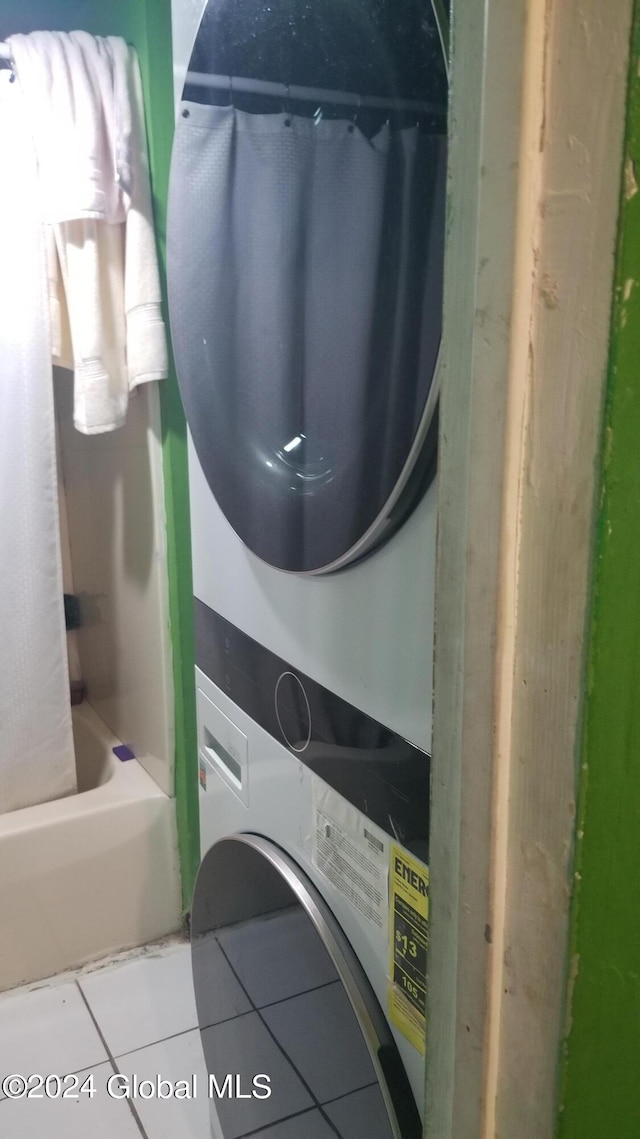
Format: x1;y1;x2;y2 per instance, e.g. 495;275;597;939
189;434;436;751
195;665;426;1115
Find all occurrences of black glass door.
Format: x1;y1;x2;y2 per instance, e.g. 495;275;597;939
191;834;422;1138
168;0;448;573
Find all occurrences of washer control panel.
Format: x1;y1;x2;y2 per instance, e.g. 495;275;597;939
195;598;430;855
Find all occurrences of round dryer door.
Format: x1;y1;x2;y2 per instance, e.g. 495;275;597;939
167;0;448;574
191;834;422;1139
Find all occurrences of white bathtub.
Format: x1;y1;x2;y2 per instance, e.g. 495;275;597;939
0;702;181;992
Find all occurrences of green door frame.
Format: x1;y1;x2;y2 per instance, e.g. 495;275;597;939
557;4;640;1135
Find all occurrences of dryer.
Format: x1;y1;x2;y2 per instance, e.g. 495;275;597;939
168;1;448;1134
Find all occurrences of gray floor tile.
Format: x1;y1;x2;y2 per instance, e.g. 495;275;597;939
324;1084;395;1139
202;1011;313;1138
217;907;337;1008
243;1107;337;1138
261;982;376;1104
192;933;253;1027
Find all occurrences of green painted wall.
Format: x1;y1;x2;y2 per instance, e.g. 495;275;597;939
557;4;640;1134
0;0;200;909
136;2;200;913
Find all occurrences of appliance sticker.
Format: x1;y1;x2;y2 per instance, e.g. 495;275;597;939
388;845;429;1055
311;778;388;933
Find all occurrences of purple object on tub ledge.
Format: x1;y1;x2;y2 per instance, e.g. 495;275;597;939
113;744;135;761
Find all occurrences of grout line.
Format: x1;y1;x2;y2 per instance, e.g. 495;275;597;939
198;976;339;1035
236;1081;380;1137
235;1104;334;1139
110;968;339;1064
319;1080;378;1108
215;940;343;1139
113;980;339;1064
113;1021;200;1061
75;982;151;1139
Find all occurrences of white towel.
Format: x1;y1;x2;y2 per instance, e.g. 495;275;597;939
9;31;168;433
9;31;132;223
120;45;168;395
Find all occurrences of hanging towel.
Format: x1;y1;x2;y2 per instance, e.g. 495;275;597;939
8;31;132;223
9;31;168;433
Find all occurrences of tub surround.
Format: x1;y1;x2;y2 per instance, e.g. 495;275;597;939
55;372;174;798
0;702;181;993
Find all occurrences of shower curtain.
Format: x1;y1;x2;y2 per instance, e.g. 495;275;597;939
0;70;76;812
168;103;445;572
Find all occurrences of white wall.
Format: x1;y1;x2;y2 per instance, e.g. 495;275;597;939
55;370;174;797
56;443;82;687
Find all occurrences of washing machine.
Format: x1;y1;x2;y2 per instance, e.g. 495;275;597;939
167;1;448;1134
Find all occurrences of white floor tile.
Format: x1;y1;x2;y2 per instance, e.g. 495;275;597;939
0;983;107;1090
0;1061;143;1138
115;1029;210;1139
79;944;197;1056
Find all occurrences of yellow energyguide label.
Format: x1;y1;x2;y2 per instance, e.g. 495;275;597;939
388;845;429;1055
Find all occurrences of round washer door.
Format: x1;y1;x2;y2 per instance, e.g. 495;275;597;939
191;834;422;1139
167;0;448;574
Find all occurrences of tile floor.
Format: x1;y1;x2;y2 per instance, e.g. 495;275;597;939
0;934;391;1139
0;940;208;1139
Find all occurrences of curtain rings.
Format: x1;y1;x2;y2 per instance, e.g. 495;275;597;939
349;94;362;133
352;95;362;126
283;84;292;125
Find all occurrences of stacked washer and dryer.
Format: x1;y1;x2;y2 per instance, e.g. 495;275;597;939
168;2;448;1135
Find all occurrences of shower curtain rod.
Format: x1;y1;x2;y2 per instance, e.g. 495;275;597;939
0;44;444;115
184;70;446;116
